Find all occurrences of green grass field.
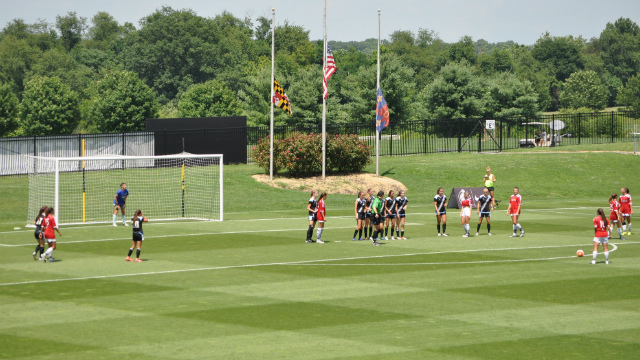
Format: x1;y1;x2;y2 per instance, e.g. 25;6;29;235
1;147;639;359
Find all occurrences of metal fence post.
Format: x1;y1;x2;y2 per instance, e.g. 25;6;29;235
423;119;427;154
389;124;393;156
578;113;581;145
499;119;503;151
611;112;615;143
457;119;462;153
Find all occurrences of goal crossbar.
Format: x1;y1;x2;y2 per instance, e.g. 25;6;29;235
26;153;223;226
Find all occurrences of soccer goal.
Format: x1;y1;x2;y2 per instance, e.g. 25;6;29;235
26;154;223;226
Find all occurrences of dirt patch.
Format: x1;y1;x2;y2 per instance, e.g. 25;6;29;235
252;173;407;195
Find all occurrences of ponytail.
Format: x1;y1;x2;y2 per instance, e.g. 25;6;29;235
597;208;609;226
608;193;617;203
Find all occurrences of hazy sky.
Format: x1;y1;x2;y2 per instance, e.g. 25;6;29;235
1;0;639;44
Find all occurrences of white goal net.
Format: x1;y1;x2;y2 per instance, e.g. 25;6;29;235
26;154;223;226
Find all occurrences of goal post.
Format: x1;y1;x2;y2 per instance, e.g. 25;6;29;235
26;154;223;226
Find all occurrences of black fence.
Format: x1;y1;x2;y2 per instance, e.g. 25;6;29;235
245;111;640;162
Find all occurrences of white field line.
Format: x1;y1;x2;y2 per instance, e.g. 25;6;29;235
0;243;633;287
0;224;424;247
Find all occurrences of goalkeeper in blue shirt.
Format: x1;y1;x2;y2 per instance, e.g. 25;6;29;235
113;182;129;226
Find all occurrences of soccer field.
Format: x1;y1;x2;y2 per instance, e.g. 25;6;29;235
1;151;639;359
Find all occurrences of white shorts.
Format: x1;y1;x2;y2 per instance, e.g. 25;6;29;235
45;238;56;243
461;208;471;217
620;213;631;217
593;237;608;244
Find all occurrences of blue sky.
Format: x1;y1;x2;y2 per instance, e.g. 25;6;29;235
1;0;639;44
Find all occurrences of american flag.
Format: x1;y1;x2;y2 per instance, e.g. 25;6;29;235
322;44;336;99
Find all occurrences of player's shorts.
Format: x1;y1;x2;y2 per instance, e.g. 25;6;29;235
371;216;381;226
510;211;521;216
133;232;144;241
45;237;56;243
620;213;631;217
398;212;406;218
461;208;471;217
317;213;325;222
593;236;608;244
308;214;317;222
486;186;495;192
114;201;125;208
34;230;42;240
357;213;366;220
610;213;618;222
386;213;396;219
435;211;446;216
366;212;373;219
479;212;491;218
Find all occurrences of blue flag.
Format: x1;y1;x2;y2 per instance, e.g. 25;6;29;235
376;87;390;132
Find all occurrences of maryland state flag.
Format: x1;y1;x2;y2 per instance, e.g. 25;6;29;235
376;87;390;132
272;79;292;116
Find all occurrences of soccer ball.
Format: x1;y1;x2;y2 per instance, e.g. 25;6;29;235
576;250;584;257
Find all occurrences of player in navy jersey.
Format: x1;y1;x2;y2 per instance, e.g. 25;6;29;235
384;190;396;239
306;190;319;243
366;188;375;240
32;206;47;260
434;188;448;236
113;182;129;227
476;188;494;236
353;191;367;241
126;210;147;262
396;190;408;239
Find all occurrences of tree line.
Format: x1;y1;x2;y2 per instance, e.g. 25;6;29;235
1;7;639;137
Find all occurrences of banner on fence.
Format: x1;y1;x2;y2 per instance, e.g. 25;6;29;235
447;187;486;209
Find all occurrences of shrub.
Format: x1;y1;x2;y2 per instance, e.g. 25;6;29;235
253;133;372;176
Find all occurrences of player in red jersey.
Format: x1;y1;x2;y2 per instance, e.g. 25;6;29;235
591;208;610;265
619;187;632;235
507;187;524;237
460;192;472;237
608;193;626;240
40;207;61;262
315;192;327;244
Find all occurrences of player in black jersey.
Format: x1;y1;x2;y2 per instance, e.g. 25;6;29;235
126;209;148;262
353;191;367;241
33;206;47;260
384;190;397;240
476;188;494;236
365;188;375;240
306;190;319;243
434;188;448;236
396;190;409;239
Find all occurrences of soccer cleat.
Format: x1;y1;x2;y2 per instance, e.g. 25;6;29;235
488;233;493;236
401;236;407;240
627;232;632;235
126;256;132;261
519;231;525;237
605;260;609;265
384;236;389;240
462;234;469;238
591;260;596;265
358;238;363;241
305;239;312;243
352;237;356;241
621;237;627;240
113;223;117;227
135;258;142;262
391;236;395;240
442;233;448;237
123;222;129;226
33;252;38;260
317;239;325;244
373;241;380;246
41;254;47;263
48;257;55;263
437;233;442;236
475;232;479;236
509;233;517;237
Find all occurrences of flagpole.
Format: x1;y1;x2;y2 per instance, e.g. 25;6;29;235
376;9;381;177
322;0;327;179
269;8;275;181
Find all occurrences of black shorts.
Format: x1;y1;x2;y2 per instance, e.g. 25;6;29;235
357;213;366;220
34;230;42;240
479;212;491;218
486;187;494;192
133;232;144;241
371;216;381;226
398;212;406;218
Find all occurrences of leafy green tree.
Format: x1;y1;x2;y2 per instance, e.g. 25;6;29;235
559;70;609;110
28;48;94;97
421;61;485;119
484;72;538;117
531;33;585;82
2;19;58;52
178;80;240;118
0;81;19;136
119;7;257;103
0;36;38;91
86;12;122;50
19;76;80;135
595;18;640;85
55;12;87;51
509;44;554;111
87;70;158;133
446;36;477;65
388;29;441;89
617;75;640;112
